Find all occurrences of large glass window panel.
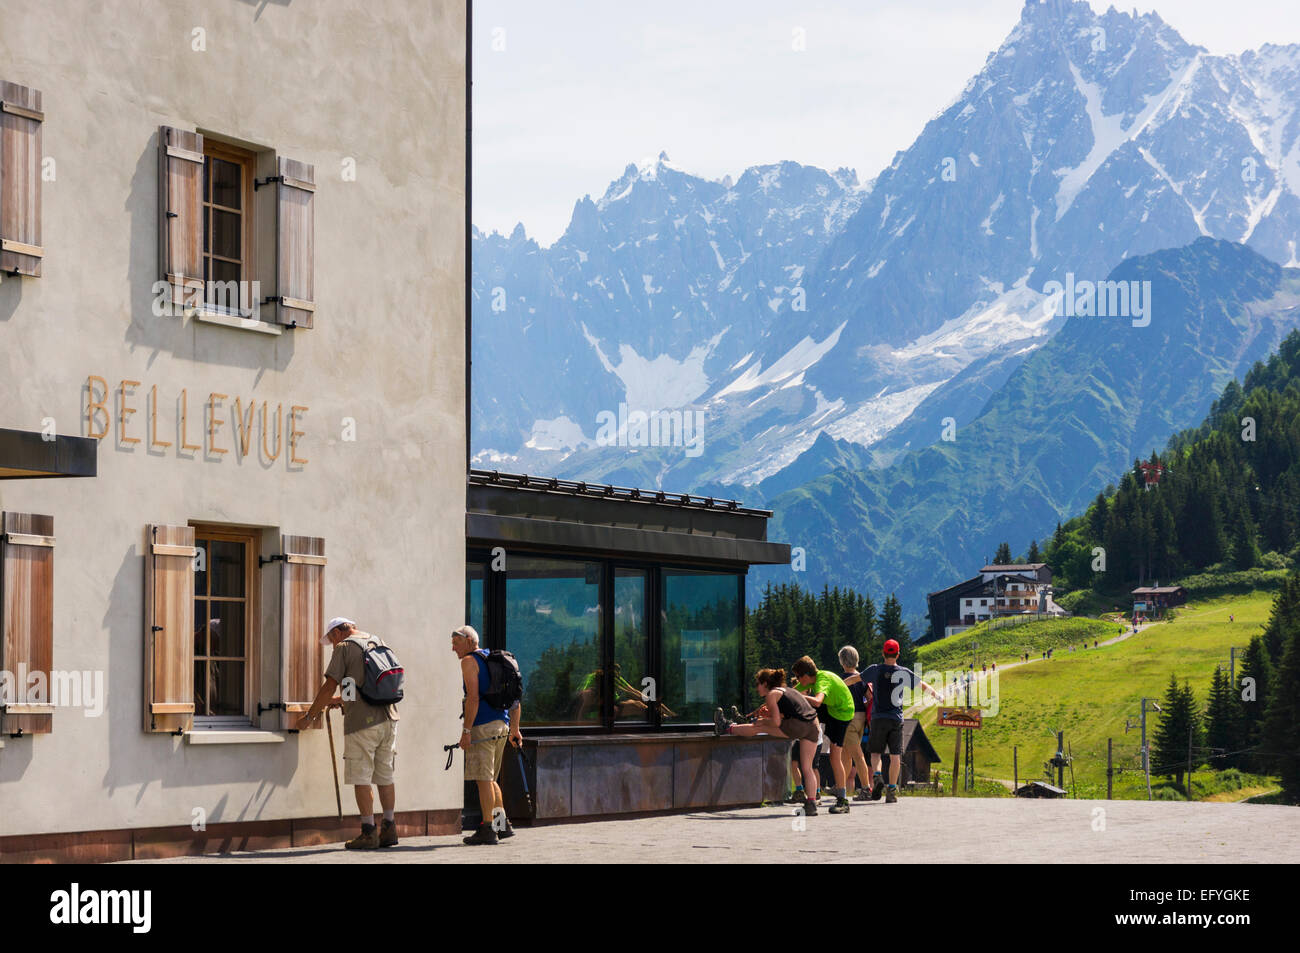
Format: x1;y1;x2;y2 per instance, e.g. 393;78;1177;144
660;570;741;725
466;562;485;639
506;557;601;725
613;568;650;724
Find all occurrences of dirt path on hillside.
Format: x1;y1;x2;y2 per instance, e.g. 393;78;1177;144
909;619;1157;711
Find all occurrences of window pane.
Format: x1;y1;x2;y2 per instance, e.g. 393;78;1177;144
210;157;242;209
211;209;241;260
505;557;601;725
194;661;207;715
207;539;245;597
208;660;244;715
194;542;208;596
193;600;208;656
660;570;741;725
203;204;209;254
613;568;650;724
466;563;485;639
206;599;245;658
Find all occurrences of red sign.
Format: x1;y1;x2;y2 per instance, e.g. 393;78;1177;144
937;707;982;729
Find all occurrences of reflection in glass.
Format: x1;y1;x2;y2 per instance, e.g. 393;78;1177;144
505;557;600;725
466;562;485;639
660;570;741;724
613;569;657;723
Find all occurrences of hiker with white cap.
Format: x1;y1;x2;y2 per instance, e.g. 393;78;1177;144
452;624;523;845
298;617;401;849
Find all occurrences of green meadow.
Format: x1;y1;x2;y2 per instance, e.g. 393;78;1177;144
912;592;1279;800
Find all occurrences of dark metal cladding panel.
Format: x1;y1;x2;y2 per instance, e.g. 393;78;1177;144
534;744;573;819
673;740;715;808
569;743;674;816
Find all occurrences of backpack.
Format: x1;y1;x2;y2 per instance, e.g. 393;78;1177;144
479;649;523;710
346;636;404;706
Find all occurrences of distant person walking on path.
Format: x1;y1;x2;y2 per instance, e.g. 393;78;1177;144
862;639;942;803
717;668;821;816
453;625;523;846
793;655;857;814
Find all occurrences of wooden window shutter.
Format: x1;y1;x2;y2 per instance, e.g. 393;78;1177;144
280;535;325;730
0;81;44;277
144;524;196;733
274;157;315;328
0;513;54;734
157;126;204;307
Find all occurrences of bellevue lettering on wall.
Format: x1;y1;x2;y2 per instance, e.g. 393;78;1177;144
85;375;308;465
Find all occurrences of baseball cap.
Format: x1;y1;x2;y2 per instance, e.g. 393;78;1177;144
883;638;900;656
451;624;479;641
323;617;355;641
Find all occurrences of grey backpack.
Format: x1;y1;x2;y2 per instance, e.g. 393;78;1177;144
346;636;404;705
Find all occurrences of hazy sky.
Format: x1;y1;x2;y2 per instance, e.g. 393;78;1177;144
472;0;1300;245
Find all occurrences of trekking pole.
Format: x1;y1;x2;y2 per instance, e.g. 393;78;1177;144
325;708;342;818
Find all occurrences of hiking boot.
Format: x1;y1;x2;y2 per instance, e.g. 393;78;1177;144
713;708;730;736
885;785;898;804
345;823;380;850
496;815;515;840
784;787;805;804
462;823;499;846
829;797;851;814
853;788;871;802
729;705;747;724
871;776;885;801
378;819;399;847
802;798;818;816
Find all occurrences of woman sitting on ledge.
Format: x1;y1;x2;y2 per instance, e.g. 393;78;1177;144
714;668;821;816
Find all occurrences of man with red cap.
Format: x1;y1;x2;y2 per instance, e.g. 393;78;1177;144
861;638;941;803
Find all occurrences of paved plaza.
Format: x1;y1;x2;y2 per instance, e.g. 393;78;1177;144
126;797;1299;864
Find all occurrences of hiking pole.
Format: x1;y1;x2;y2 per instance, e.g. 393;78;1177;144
512;737;533;817
325;708;342;818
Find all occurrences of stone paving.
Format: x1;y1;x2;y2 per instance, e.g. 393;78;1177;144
125;796;1299;864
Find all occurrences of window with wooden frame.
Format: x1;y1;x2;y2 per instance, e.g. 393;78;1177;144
192;527;258;724
158;125;316;331
201;141;255;314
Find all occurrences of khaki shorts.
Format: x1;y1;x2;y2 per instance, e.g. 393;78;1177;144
844;711;868;750
343;718;397;786
465;721;510;782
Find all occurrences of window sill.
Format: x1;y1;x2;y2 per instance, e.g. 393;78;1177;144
184;729;286;745
194;309;283;336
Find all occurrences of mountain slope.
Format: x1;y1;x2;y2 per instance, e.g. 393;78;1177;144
759;239;1300;621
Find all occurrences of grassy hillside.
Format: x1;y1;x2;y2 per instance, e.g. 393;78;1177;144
913;592;1281;800
917;617;1120;672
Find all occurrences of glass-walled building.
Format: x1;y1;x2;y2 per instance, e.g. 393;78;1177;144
467;470;787;734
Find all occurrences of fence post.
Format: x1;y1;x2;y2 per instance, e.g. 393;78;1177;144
1107;738;1113;799
1013;746;1018;794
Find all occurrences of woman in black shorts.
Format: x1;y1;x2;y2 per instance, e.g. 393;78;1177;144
719;668;822;816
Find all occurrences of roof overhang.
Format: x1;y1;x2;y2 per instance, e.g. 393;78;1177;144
467;473;791;567
0;428;97;480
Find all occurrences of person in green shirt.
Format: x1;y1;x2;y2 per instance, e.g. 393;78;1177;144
792;655;855;814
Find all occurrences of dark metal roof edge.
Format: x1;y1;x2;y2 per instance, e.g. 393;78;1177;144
466;512;791;566
468;468;772;518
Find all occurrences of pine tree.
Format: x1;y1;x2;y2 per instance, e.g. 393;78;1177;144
994;541;1012;564
1261;591;1300;800
1204;666;1243;770
1027;539;1041;562
1237;634;1274;773
1152;674;1200;789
